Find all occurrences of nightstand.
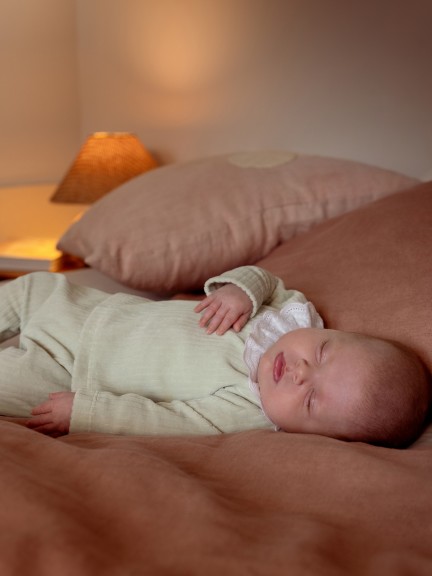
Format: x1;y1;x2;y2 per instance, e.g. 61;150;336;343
0;184;87;279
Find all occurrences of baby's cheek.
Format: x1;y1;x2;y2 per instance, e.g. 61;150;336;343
257;352;271;379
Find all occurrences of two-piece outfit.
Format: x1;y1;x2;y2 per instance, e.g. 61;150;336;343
0;266;322;435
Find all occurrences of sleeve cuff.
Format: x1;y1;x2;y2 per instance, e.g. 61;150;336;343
204;266;277;317
69;390;95;433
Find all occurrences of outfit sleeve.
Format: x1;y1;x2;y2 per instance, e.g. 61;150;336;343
69;386;271;436
204;265;305;316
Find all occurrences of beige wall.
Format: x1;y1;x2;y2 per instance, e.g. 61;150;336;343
0;0;80;187
0;0;431;196
0;185;84;241
76;0;432;178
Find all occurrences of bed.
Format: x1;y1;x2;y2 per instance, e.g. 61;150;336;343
1;152;431;575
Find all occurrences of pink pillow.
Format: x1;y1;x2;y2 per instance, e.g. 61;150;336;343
58;151;418;292
257;181;432;372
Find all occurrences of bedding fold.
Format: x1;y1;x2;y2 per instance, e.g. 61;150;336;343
1;422;432;575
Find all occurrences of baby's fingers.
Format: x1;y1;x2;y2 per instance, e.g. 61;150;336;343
233;312;250;333
207;309;240;335
26;413;53;429
31;401;53;416
27;414;64;437
196;300;223;329
194;296;214;314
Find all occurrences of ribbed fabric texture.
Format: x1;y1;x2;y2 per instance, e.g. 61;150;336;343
204;266;279;316
0;267;305;435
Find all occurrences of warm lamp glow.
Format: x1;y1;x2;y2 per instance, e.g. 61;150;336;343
50;132;158;204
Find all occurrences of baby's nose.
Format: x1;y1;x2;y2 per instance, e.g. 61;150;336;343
293;359;309;385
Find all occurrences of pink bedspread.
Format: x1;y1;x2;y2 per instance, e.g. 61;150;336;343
1;421;432;575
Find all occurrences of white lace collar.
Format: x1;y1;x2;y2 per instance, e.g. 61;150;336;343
244;301;324;401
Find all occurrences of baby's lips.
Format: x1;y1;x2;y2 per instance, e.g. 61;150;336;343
273;352;285;383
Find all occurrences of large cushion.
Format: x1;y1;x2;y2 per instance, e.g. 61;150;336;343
57;151;417;292
256;181;432;372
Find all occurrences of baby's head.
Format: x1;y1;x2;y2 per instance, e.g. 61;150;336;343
257;328;431;448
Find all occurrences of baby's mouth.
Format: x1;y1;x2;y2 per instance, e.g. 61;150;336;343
273;352;285;383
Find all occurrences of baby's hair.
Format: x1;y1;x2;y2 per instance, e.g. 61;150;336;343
347;335;432;448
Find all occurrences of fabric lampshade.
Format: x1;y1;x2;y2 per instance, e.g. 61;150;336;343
50;132;157;204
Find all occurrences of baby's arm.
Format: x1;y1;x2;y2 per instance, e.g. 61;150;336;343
195;265;292;335
27;388;266;436
205;265;307;314
194;284;252;335
27;392;75;437
66;387;268;436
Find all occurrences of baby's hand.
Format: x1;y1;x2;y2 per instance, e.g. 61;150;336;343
194;284;252;335
27;391;75;437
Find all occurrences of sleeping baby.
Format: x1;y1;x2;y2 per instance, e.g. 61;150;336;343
0;266;430;447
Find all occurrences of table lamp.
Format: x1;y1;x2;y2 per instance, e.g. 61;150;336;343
50;132;158;204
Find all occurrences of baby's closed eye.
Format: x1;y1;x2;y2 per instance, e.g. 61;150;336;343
305;389;315;411
317;340;328;364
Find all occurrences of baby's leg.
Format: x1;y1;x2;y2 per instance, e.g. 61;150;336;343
0;345;71;417
0;273;62;343
0;278;23;342
1;272;110;373
0;272;109;417
0;274;71;416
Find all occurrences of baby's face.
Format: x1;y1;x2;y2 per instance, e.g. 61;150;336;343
257;328;375;440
